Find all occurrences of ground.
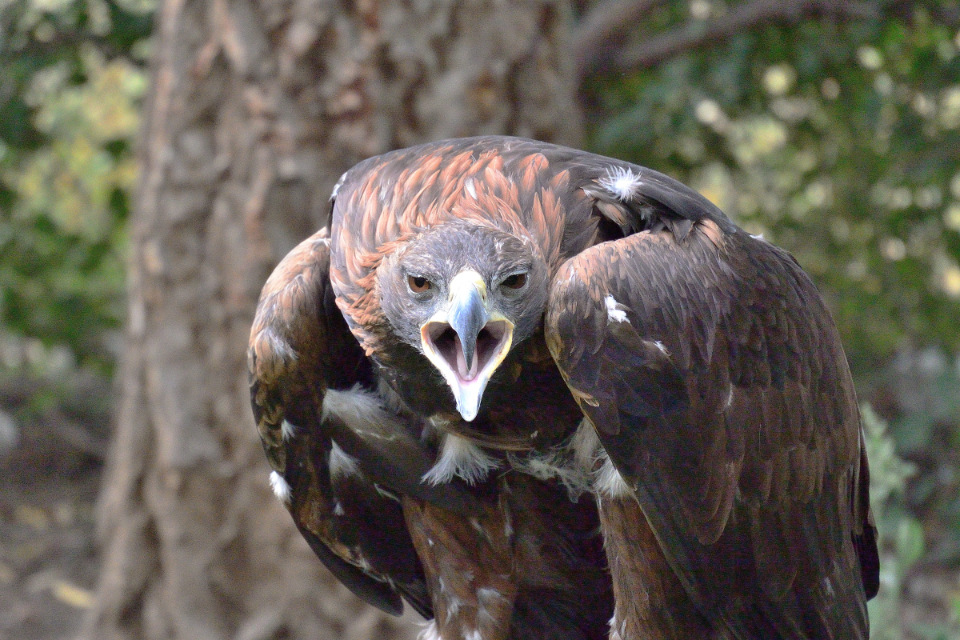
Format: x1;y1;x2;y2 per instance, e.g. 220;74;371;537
0;374;104;640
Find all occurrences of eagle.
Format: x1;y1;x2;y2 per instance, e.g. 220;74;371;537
248;136;879;639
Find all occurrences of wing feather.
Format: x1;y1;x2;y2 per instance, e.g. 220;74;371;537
248;230;436;618
546;212;878;638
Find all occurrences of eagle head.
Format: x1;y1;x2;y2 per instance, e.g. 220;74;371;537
378;221;549;421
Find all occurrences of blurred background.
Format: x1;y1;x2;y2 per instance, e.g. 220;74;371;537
0;0;958;638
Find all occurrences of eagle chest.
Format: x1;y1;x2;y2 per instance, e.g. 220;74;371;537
403;470;612;640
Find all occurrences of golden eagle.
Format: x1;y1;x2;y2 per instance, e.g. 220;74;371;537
249;137;878;639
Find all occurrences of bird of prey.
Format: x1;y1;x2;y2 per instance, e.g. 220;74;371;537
248;179;612;639
249;136;878;639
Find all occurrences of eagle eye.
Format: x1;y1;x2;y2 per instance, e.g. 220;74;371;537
500;273;528;290
407;275;433;293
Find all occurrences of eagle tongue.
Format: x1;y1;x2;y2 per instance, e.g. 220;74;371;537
454;333;480;381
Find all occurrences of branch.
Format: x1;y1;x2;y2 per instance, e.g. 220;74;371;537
573;0;667;79
593;0;880;76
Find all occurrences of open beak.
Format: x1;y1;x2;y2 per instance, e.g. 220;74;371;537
420;270;514;421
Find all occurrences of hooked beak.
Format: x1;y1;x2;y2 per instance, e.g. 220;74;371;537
420;270;514;422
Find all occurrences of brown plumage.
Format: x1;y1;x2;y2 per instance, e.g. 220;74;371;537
249;136;878;639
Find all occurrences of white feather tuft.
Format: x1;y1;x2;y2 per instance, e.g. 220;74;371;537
604;295;629;324
322;386;407;443
508;445;593;501
568;422;634;498
417;620;441;640
269;471;292;504
571;420;601;470
329;441;360;478
280;419;296;441
595;452;632;498
422;434;500;486
598;165;644;202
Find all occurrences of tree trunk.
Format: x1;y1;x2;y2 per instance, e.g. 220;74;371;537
80;1;582;639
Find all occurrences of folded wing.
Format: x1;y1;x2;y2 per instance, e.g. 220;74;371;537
546;167;878;638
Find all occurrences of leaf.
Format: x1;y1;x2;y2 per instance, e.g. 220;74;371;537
51;579;94;609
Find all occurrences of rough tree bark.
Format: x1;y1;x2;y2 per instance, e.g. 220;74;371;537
80;1;582;639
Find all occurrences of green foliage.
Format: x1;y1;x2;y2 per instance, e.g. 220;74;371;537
588;3;960;371
0;0;153;373
862;404;923;639
863;403;960;639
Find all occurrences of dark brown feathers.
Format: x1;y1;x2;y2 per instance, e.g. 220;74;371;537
250;136;877;640
546;213;876;638
249;231;443;617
